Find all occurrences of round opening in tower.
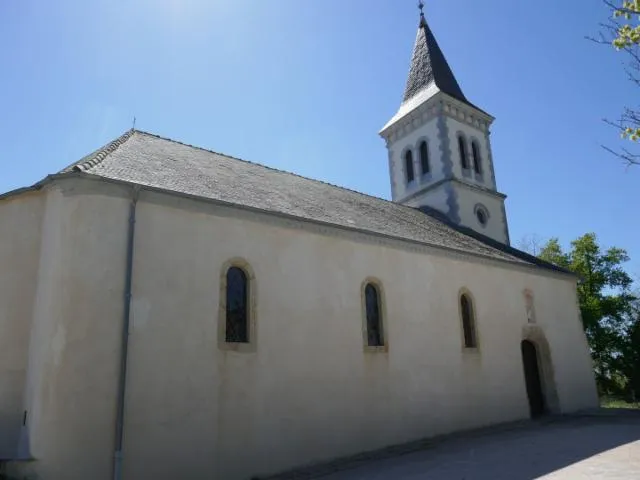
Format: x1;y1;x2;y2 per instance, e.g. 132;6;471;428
476;209;487;226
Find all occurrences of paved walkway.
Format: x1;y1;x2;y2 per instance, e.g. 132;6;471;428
316;414;640;480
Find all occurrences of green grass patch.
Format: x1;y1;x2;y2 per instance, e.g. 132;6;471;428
601;397;640;409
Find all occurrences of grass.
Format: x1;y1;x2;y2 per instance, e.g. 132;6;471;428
601;397;640;409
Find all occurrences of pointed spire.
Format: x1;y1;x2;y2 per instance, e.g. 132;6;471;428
403;5;468;104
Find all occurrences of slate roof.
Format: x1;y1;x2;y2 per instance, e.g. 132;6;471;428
54;129;570;275
401;15;487;115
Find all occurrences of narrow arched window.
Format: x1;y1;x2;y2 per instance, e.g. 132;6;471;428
226;267;249;343
472;141;482;174
458;136;469;170
460;293;477;348
419;141;430;175
365;283;384;347
404;150;415;183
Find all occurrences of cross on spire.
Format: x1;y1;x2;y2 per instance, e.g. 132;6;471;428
418;1;426;26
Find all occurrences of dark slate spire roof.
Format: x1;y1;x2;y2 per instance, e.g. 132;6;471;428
403;12;468;104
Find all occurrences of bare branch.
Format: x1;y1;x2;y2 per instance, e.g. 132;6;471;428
591;1;640;168
603;0;640;16
602;145;640;166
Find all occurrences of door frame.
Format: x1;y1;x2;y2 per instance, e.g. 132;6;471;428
521;325;560;414
521;339;546;416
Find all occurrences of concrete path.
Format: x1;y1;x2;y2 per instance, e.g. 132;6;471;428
317;415;640;480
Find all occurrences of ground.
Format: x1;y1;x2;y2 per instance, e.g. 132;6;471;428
269;412;640;480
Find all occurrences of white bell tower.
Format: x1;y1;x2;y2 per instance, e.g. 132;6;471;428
380;4;510;244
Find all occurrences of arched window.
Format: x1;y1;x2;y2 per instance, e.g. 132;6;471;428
472;141;482;174
365;283;384;347
460;293;477;348
458;135;469;170
226;266;249;343
419;141;430;175
404;150;415;183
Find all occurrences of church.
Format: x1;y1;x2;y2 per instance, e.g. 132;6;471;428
0;7;597;480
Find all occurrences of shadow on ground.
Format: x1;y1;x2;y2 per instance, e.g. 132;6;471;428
266;411;640;480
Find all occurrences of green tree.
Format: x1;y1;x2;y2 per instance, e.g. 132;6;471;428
620;296;640;399
538;233;637;396
537;238;569;268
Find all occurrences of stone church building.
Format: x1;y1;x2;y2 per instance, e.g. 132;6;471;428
0;9;597;480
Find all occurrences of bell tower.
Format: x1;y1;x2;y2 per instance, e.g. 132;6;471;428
380;3;510;244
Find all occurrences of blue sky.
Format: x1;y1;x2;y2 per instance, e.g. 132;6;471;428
1;0;638;280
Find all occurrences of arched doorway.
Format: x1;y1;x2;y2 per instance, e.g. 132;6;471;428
521;340;546;417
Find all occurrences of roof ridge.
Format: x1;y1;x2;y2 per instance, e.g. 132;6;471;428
71;129;135;173
133;129;409;210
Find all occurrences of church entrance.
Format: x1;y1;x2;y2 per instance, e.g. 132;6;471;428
521;339;546;417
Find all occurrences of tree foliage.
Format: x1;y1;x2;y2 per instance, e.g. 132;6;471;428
621;297;640;396
538;233;638;398
593;1;640;165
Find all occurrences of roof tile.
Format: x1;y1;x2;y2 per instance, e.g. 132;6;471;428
59;130;566;273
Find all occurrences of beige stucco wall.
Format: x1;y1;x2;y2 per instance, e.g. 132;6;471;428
0;192;44;458
12;180;131;479
122;187;595;479
6;177;597;480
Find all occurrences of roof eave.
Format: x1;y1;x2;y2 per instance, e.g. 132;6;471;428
51;172;578;281
379;89;494;143
0;175;60;201
441;92;494;123
415;209;577;278
379;86;442;138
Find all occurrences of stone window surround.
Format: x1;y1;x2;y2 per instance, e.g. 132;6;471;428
470;137;484;178
361;277;389;353
457;132;485;184
402;146;416;185
218;257;258;353
473;203;490;229
416;136;433;180
458;287;480;353
457;132;470;172
401;143;434;191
